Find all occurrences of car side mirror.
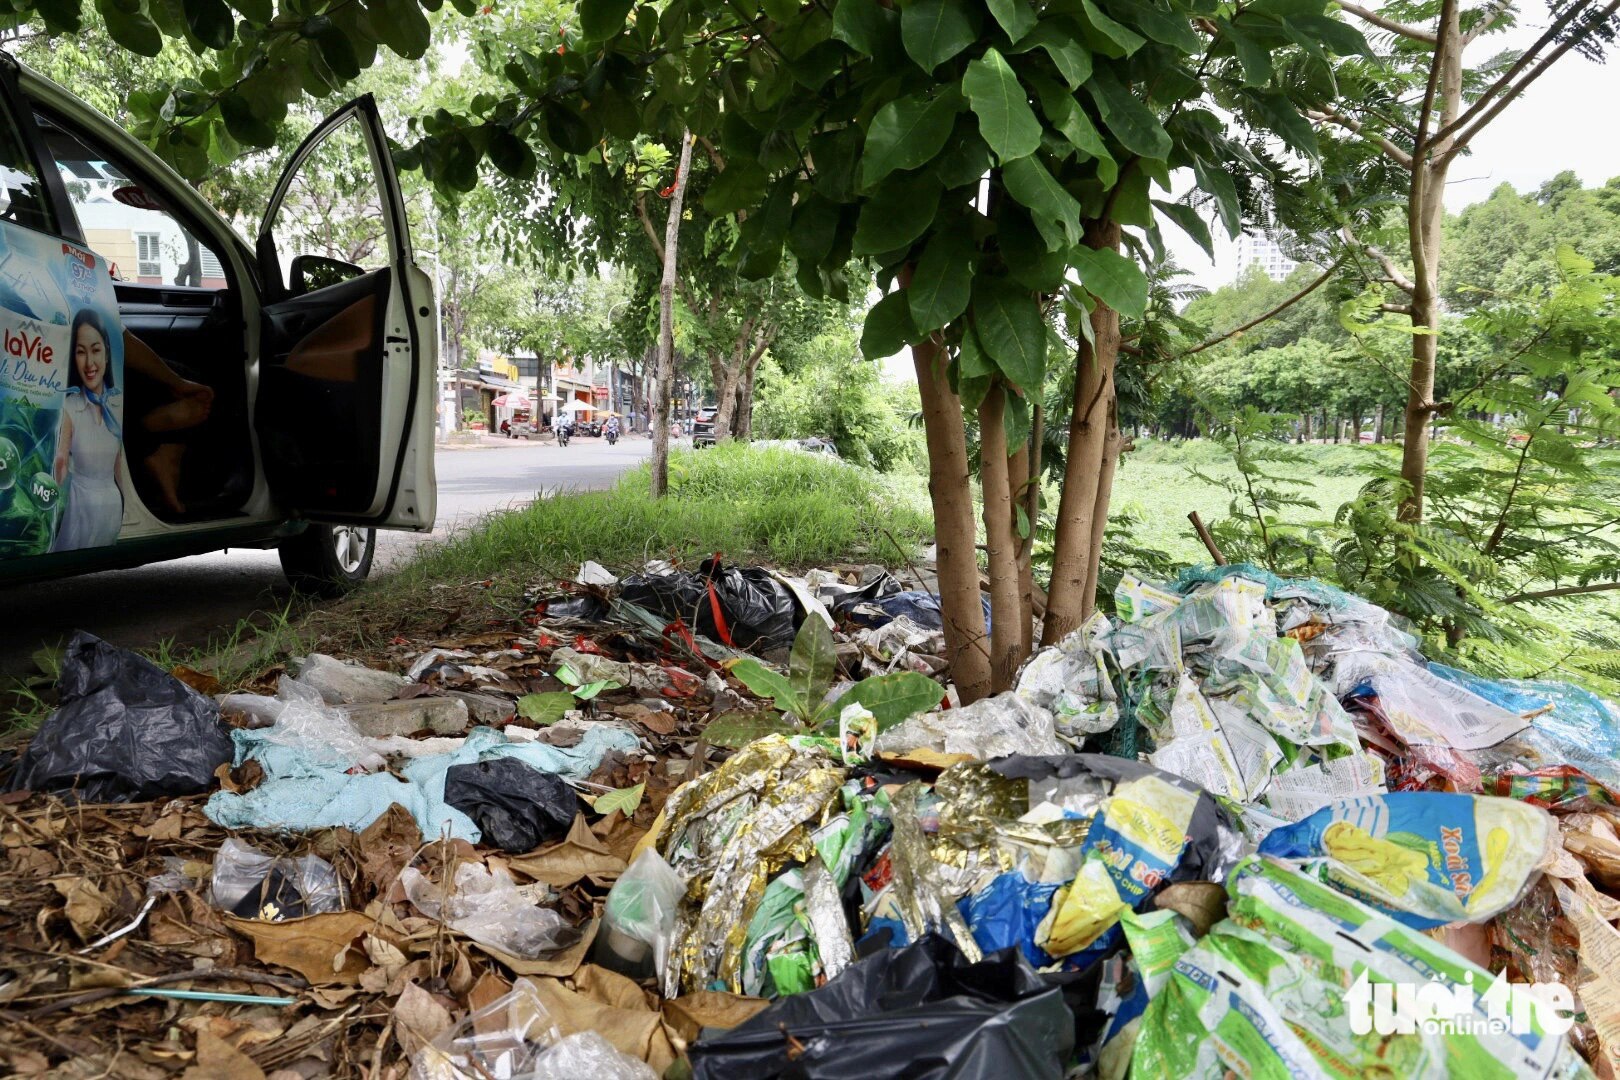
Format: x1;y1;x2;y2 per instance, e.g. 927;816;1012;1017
290;253;365;296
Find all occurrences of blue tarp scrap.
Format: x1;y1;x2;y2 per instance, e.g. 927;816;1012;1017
205;725;640;842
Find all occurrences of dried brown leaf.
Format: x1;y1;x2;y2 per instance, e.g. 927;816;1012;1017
226;911;375;985
662;991;770;1044
180;1030;266;1080
507;816;627;888
392;981;455;1058
50;876;109;940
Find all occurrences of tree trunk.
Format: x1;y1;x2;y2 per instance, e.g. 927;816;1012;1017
908;325;992;705
1373;401;1385;443
650;132;694;499
1009;441;1033;661
1042;222;1122;646
978;383;1023;691
736;351;762;440
1081;394;1122;612
710;359;742;440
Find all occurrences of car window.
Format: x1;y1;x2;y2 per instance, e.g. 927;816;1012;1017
36;112;230;290
266;112;391;279
0;96;57;236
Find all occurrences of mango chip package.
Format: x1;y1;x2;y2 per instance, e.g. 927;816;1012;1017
1132;857;1591;1080
1257;792;1552;929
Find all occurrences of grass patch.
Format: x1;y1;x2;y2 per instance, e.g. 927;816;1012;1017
299;445;935;657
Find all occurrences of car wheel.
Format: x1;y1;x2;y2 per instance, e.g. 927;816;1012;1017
279;523;376;596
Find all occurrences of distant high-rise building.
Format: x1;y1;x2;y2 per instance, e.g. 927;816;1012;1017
1235;234;1299;281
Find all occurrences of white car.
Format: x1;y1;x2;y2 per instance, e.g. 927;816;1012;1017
0;60;436;595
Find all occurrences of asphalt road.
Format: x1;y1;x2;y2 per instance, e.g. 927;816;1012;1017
0;435;652;681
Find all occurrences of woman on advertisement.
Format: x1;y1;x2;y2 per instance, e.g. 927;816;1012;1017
49;308;123;551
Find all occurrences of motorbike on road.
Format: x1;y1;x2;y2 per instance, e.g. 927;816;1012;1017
557;424;571;447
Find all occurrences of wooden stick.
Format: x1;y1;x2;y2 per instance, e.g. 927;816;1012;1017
1188;512;1228;566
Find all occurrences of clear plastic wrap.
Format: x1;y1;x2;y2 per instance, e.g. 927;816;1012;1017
400;863;568;958
208;836;345;920
597;849;685;982
874;691;1063;760
526;1031;657;1080
410;979;558;1080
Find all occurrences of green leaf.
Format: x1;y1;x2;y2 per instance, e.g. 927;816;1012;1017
1072;246;1148;318
986;0;1036;42
1078;0;1146;55
958;322;995;377
1127;0;1201;51
789;193;844;266
1152;199;1213;258
1192;156;1241;238
908;221;975;333
571;679;618;701
516;691;574;725
901;0;980;72
727;657;807;717
230;0;271;24
704;158;769;213
861;288;919;360
1223;20;1273;85
832;672;943;732
701;710;801;749
962;48;1042;164
998;204;1068;291
833;0;894;55
1031;78;1111;163
1018;23;1093;88
38;0;82;33
860;90;961;188
98;0;163;56
789;615;837;707
315;27;361;81
1001;153;1082;250
183;0;234;48
580;0;635;41
591;782;645;817
1004;389;1031;449
972;276;1045;392
219;92;278;148
1247;89;1319;159
1085;70;1170;161
488;130;537;180
543;103;597;155
376;0;433;58
852;173;941;254
933;123;992;188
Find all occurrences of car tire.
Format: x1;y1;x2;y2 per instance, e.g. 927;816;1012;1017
279;524;376;596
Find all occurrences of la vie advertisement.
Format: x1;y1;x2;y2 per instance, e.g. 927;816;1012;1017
0;221;125;559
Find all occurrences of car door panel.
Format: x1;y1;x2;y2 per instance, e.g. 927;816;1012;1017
252;96;434;531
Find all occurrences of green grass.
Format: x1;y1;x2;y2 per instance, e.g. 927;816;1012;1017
298;444;936;658
1109;438;1385;564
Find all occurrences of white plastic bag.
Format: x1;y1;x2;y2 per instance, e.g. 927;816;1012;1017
526;1032;656;1080
597;849;685;981
209;837;345;919
400;863;568;959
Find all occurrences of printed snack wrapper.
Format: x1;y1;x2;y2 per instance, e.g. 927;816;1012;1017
1132;857;1592;1080
1257;792;1553;929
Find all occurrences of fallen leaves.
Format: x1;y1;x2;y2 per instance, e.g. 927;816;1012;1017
509;816;627;887
225;912;378;985
50;876;110;940
179;1031;267;1080
392;981;455;1057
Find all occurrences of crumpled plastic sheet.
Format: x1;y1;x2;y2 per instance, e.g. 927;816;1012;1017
205;724;639;841
410;978;558;1080
400;862;569;959
874;691;1064;760
209;836;345;920
688;934;1075;1080
5;631;235;803
1015;612;1120;739
885;783;982;962
1336;651;1528;750
527;1031;658;1080
801;855;854;982
655;736;847;997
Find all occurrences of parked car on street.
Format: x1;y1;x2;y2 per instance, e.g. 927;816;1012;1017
692;407;718;447
0;63;436;596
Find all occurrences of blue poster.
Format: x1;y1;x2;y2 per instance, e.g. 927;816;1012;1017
0;222;125;557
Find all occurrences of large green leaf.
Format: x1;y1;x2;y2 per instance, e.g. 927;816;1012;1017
901;0;980;72
957;322;995;377
789;194;845;266
1001;153;1082;250
1192;156;1241;238
182;0;234;49
831;672;944;732
962;48;1041;164
833;0;894;56
230;0;272;24
1085;70;1171;161
985;0;1036;42
861;288;919;360
1030;77;1111;165
860;90;961;188
702;711;801;749
908;221;976;333
1072;246;1148;318
516;691;574;725
998;204;1069;291
99;0;164;56
972;276;1046;392
1247;89;1319;158
488;130;538;180
1012;20;1093;88
704;158;769;212
1152;199;1214;259
852;173;941;254
1078;0;1146;55
592;783;644;817
1222;20;1273;85
789;615;837;707
1128;0;1201;51
580;0;635;41
376;0;433;58
727;657;806;717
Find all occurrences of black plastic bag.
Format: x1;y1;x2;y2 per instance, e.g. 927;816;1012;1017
836;589;993;633
442;758;579;852
5;631;233;803
620;557;801;652
689;935;1075;1080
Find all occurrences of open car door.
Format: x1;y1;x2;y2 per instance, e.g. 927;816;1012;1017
253;95;435;531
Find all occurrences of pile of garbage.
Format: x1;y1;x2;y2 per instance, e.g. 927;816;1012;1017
4;556;1620;1078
